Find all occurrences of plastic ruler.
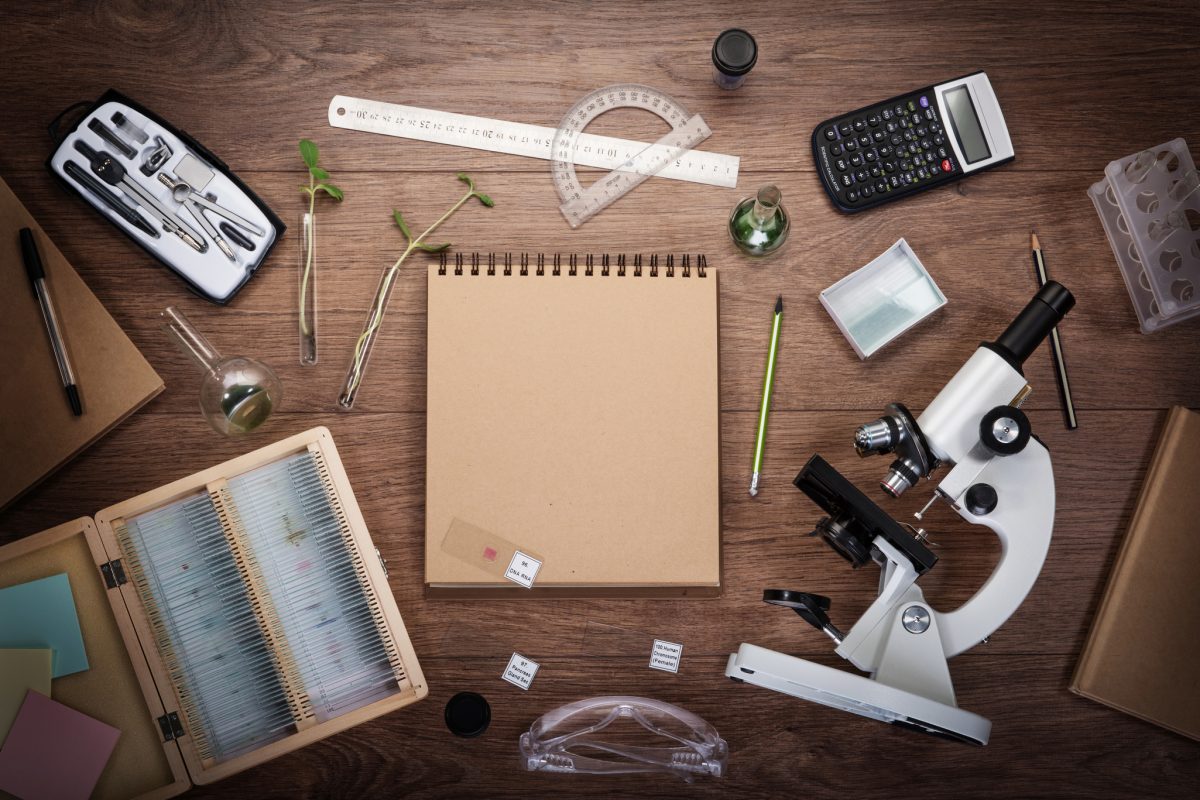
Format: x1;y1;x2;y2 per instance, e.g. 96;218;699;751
327;94;739;189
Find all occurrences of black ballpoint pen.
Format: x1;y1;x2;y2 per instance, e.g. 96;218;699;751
63;159;160;239
20;227;83;416
1031;231;1077;429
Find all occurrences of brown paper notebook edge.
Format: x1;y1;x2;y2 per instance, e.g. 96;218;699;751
1069;406;1197;741
0;174;163;511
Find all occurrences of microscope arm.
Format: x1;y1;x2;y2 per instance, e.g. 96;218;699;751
933;439;1056;658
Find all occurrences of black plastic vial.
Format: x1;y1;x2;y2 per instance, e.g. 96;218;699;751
712;29;758;90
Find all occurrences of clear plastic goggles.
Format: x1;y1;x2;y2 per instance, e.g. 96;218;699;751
518;696;727;781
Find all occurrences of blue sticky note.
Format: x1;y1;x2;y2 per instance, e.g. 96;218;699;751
0;574;89;678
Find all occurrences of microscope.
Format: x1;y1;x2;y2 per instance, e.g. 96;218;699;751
726;282;1075;745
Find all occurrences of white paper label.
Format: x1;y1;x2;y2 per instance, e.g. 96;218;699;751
649;639;683;673
502;652;540;690
504;551;542;588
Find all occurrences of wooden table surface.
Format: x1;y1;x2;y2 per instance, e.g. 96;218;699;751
2;1;1199;797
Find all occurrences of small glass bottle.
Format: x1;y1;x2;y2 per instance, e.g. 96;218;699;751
712;29;757;90
161;306;282;435
729;185;790;256
298;211;318;365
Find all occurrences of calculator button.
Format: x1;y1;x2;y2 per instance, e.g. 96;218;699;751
840;174;853;188
853;118;866;132
886;120;898;133
835;158;848;172
903;130;915;142
858;134;871;147
824;127;838;141
919;95;929;108
850;153;864;167
864;149;877;162
829;142;843;155
838;122;852;136
920;138;932;150
894;104;905;117
908;142;921;154
933;134;945;146
867;114;881;127
844;139;858;152
878;145;893;157
890;134;903;146
907;100;916;112
869;164;882;177
925;108;936;121
881;108;893;120
901;158;913;171
889;175;901;189
941;159;953;173
937;146;949;159
872;130;885;142
854;168;869;182
861;185;875;198
902;172;915;185
917;166;930;180
847;189;860;202
929;121;942;133
875;179;887;192
884;161;897;173
916;125;927;137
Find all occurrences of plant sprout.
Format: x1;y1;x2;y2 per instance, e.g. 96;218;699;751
298;139;343;344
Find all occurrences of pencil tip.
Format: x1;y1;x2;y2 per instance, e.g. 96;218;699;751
1030;230;1040;250
775;295;783;313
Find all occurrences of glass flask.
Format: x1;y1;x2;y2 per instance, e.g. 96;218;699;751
729;184;790;256
161;306;282;436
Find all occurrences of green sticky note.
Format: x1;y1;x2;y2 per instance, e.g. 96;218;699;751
0;574;89;678
0;649;52;746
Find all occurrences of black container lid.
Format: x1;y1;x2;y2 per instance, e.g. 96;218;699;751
444;692;491;738
712;29;758;76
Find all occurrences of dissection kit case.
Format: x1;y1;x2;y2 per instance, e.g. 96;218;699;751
47;90;284;304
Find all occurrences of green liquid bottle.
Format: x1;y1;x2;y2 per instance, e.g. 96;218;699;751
729;184;790;256
162;306;282;436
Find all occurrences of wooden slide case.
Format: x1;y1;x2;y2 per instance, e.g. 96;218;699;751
0;427;427;798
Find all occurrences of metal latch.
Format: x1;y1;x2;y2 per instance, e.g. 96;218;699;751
158;711;185;741
100;559;127;589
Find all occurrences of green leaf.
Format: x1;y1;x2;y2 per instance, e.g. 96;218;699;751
456;172;474;190
392;209;412;241
474;192;494;207
299;139;319;169
415;241;452;252
315;183;344;201
309;166;330;181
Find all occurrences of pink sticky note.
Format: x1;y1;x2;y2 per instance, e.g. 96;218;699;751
0;690;120;800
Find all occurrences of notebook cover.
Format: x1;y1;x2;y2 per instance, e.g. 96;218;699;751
1070;406;1200;740
0;174;163;511
424;261;721;593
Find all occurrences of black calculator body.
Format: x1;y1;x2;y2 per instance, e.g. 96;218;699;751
812;71;1015;213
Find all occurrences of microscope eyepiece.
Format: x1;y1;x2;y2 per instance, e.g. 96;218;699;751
991;281;1075;367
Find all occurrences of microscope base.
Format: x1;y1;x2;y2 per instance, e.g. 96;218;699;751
725;644;991;745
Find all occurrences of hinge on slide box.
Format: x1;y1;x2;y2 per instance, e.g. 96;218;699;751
100;559;127;588
158;711;185;741
376;547;389;578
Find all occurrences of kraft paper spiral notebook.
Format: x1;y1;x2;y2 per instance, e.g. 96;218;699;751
0;173;163;510
425;253;721;596
1070;406;1200;741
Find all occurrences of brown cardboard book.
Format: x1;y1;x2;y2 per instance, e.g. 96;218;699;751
0;428;426;798
0;174;163;510
1070;406;1200;740
424;256;721;596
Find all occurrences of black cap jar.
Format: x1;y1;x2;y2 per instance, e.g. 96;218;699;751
712;29;757;90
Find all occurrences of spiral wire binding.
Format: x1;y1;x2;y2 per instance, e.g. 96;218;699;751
438;252;708;278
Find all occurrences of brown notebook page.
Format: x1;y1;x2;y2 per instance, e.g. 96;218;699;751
0;175;163;510
1070;406;1200;741
425;262;720;590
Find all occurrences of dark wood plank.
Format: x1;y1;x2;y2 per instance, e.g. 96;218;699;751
0;1;1197;798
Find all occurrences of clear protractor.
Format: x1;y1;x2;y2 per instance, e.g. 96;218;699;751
551;84;712;228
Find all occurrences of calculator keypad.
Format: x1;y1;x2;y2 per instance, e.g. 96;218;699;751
816;91;959;211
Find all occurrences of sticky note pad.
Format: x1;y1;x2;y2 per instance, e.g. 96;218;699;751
0;573;88;678
0;649;52;745
0;690;120;800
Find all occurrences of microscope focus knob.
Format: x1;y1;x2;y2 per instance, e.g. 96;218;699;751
965;483;999;516
980;406;1031;456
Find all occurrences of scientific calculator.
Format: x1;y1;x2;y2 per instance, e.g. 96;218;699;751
812;71;1014;213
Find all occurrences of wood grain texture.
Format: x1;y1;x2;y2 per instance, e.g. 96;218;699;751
0;1;1198;797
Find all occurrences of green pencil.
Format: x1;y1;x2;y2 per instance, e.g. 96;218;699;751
750;296;782;496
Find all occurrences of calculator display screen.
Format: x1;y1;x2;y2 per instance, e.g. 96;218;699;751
944;86;991;164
